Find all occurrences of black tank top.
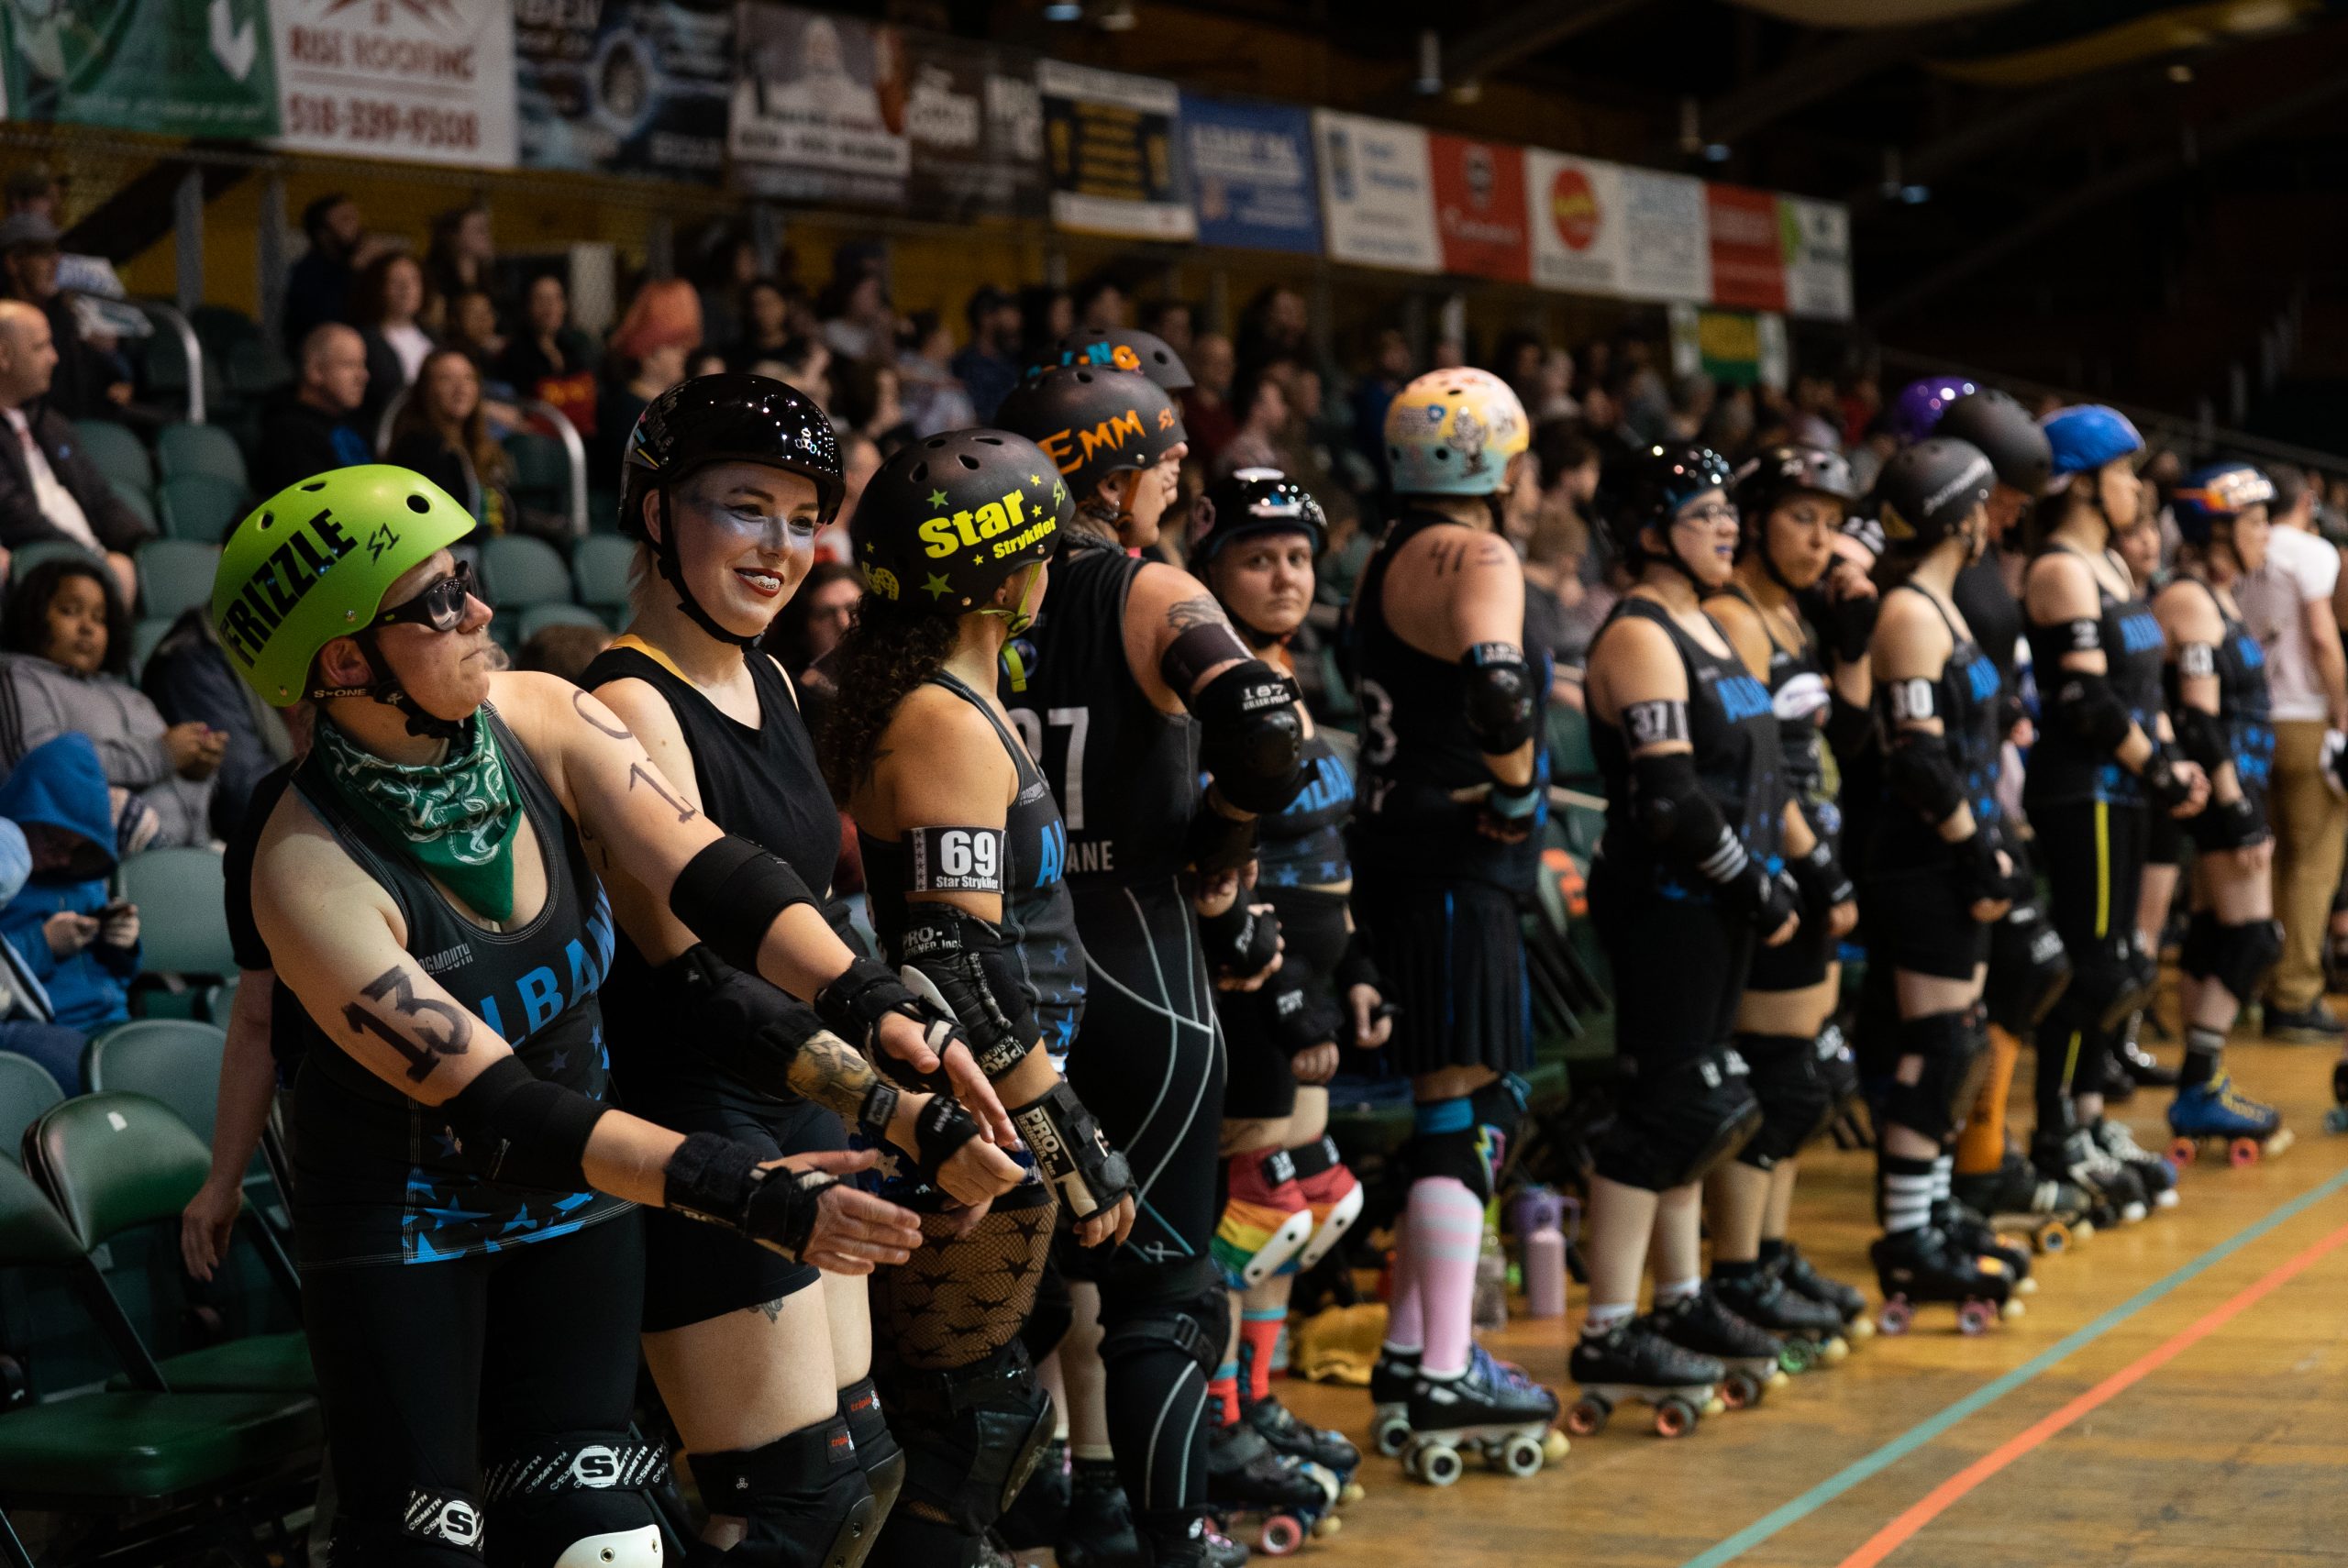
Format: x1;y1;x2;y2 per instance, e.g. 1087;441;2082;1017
1590;596;1783;899
863;670;1089;1067
2025;545;2165;808
1001;533;1196;887
1710;584;1832;833
2167;578;2276;812
1348;510;1551;890
1258;728;1353;890
1870;586;2006;876
285;707;627;1269
1953;547;2024;694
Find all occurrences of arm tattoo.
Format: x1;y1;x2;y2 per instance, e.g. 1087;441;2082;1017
572;688;633;741
784;1029;883;1121
1165;594;1230;635
627;760;699;823
342;964;474;1083
1429;539;1461;576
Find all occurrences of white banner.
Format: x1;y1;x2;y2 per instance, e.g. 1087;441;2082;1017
1779;196;1855;322
1525;149;1627;297
1616;168;1711;304
1312;110;1437;273
271;0;516;166
1039;61;1193;238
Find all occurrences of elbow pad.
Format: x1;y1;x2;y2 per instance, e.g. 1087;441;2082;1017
1463;642;1537;754
1630;750;1798;928
442;1055;606;1193
2173;703;2229;777
1884;730;1966;825
894;903;1041;1081
1190;661;1307;814
2051;669;2133;753
670;836;818;976
1011;1079;1134;1224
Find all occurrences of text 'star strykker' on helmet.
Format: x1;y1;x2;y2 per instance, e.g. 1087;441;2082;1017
851;428;1069;626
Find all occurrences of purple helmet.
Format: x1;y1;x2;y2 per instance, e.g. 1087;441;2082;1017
1888;375;1979;445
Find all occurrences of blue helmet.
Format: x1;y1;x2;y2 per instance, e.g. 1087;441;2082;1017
2170;461;2275;548
2041;404;2144;486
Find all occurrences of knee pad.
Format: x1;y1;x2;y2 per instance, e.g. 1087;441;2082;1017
1811;1021;1860;1143
1590;1047;1762;1192
1734;1033;1835;1170
479;1437;667;1568
552;1528;662;1568
328;1489;491;1567
1882;1011;1990;1143
1405;1074;1530;1203
2062;933;2157;1034
2187;915;2285;1007
881;1342;1055;1541
1285;1135;1362;1271
1986;900;2073;1034
837;1377;903;1525
688;1421;878;1568
1098;1257;1225;1383
1212;1147;1313;1288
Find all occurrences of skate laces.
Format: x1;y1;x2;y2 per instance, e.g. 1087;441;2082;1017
2095;1120;2157;1162
1468;1342;1538;1395
2209;1071;2269;1115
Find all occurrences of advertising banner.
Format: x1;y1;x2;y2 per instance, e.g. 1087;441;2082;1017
903;38;1047;220
1616;167;1711;304
1706;182;1789;312
2;0;278;137
1428;133;1529;282
1778;195;1855;321
1039;61;1192;238
1312;110;1438;273
271;0;517;165
730;4;910;204
1525;149;1627;297
515;0;734;182
1182;94;1320;255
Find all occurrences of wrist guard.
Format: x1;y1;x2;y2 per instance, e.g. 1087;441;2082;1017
1954;830;2007;912
816;955;956;1093
2140;745;2196;814
1789;836;1853;915
1200;899;1280;978
663;1130;832;1261
1010;1080;1133;1224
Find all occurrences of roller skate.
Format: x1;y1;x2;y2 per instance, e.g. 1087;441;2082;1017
2167;1072;2294;1166
1061;1455;1145;1568
1869;1223;2019;1335
1245;1397;1363;1505
1710;1264;1849;1372
1952;1151;2094;1254
1933;1198;2035;1295
1139;1514;1246;1568
1367;1346;1419;1458
2089;1117;2179;1210
2329;1061;2348;1135
2034;1126;2148;1227
1400;1344;1566;1484
1205;1420;1337;1554
1565;1317;1726;1438
998;1436;1069;1554
1768;1241;1875;1342
1645;1286;1789;1409
2118;1021;2178;1089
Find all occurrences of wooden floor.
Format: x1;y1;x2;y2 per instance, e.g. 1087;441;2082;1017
1276;1035;2348;1568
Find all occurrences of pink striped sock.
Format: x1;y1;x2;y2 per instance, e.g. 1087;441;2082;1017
1409;1177;1487;1379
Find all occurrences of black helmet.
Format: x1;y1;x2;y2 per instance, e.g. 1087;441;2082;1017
1190;468;1325;565
1599;444;1735;575
850;429;1069;621
1047;326;1193;392
994;367;1188;503
1937;388;2053;497
619;373;844;646
1733;445;1855;589
1876;437;1995;554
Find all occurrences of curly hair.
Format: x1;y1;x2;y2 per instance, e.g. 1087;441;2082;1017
3;558;131;679
819;592;960;803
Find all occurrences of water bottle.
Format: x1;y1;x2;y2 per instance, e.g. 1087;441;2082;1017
1512;1187;1569;1320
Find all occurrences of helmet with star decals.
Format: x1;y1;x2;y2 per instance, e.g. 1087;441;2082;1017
850;428;1072;619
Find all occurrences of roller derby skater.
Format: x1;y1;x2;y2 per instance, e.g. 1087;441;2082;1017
1704;444;1874;1373
1862;438;2028;1332
2156;463;2293;1170
1346;370;1562;1474
1578;443;1795;1430
2026;405;2208;1219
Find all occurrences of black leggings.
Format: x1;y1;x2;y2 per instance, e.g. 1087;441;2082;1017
304;1212;651;1567
2033;797;2148;1127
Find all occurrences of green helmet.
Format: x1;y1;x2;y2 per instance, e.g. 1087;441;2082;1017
212;465;476;707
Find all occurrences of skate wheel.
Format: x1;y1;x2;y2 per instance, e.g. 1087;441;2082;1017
2229;1137;2261;1168
1565;1395;1611;1437
2169;1136;2198;1168
2001;1297;2026;1320
1845;1312;1877;1342
1415;1443;1464;1487
1339;1481;1366;1506
1541;1428;1570;1464
1877;1298;1913;1337
2071;1219;2095;1244
1778;1339;1813;1375
1702;1396;1726;1418
1654;1397;1697;1438
1312;1515;1341;1540
1259;1515;1304;1555
1818;1335;1849;1366
2016;1274;2039;1296
1370;1411;1412;1459
1500;1433;1546;1478
1719;1370;1759;1411
1955;1299;1994;1335
2268;1128;2296;1157
2038;1221;2070;1254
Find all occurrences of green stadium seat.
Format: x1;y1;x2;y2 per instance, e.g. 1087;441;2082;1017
83;1021;230;1145
137;540;220;622
570;533;637;624
480;533;573;608
5;538;103;585
72;419;155;501
128;618;171;680
504;430;574;520
155;424;249;491
516;602;609;645
117;486;160;535
117;848;233;978
157;474;248;544
0;1053;63;1163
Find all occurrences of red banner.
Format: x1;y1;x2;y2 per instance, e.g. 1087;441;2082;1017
1429;133;1530;282
1705;183;1787;311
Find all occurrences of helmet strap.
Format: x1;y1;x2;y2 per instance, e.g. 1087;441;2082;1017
653;490;761;650
310;629;467;744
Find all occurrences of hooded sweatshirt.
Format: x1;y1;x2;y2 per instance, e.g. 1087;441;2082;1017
0;733;138;1032
0;650;213;848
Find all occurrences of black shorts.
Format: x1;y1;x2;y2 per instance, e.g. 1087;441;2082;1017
1588;857;1752;1076
1216;889;1348;1121
2146;803;2184;867
1219;1001;1298;1121
1352;869;1530;1079
1744;898;1834;992
1863;864;1991;982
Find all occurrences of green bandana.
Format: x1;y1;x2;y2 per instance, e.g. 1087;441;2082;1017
313;711;524;922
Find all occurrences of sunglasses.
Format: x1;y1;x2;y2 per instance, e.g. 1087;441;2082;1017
371;559;485;634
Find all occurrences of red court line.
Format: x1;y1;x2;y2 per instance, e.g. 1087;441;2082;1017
1833;1216;2348;1568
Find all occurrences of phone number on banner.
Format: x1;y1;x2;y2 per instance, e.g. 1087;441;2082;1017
286;95;482;152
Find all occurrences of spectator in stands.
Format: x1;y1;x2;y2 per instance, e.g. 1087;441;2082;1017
1141;298;1194;360
141;605;296;843
498;271;600;439
1181;330;1239;468
692;226;763;350
447;288;508;386
725;277;797;377
423;204;497;326
823;433;882;568
597;276;702;478
763;559;860;679
349;251;435;438
834;358;914;456
770;334;833;414
283;192;377;348
0;733;140;1038
386;348;519;536
1789;372;1844;451
4;165;61;224
0;557;217;846
818;247;896;364
1235;284;1309;380
1350;327;1415;467
0;213;133;424
895;309;976;437
252;322;371;498
1076;275;1126;332
1216;359;1290;477
951;284;1023;422
515;621;614;684
0;815;89;1092
1016;283;1073;366
0;300;150;599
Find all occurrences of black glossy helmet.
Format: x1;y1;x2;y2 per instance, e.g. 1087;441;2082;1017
1936;388;2053;497
1733;445;1856;589
850;429;1069;621
1190;468;1325;565
1047;326;1193;392
1599;444;1735;574
994;367;1187;503
618;374;844;647
1876;437;1995;554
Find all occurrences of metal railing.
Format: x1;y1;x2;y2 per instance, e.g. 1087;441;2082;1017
374;388;591;538
138;300;205;425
